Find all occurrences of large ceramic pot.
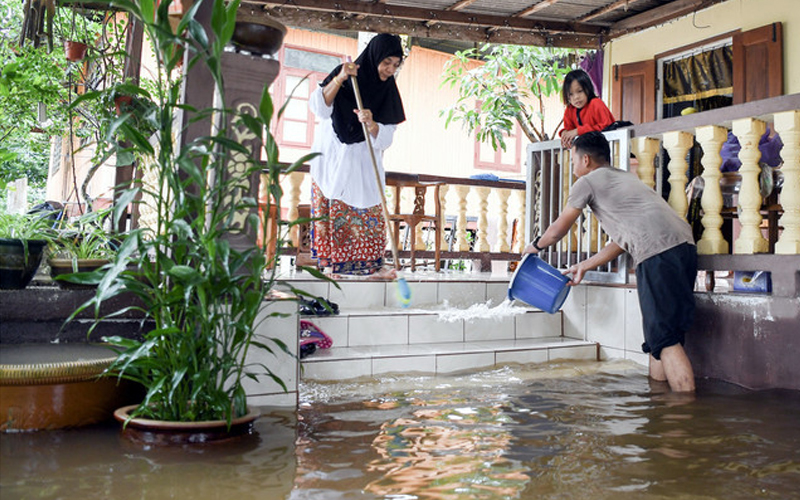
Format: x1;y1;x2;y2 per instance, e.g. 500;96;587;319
114;405;261;445
48;258;110;289
0;238;47;290
231;12;286;56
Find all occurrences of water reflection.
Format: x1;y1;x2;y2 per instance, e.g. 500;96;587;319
2;361;799;500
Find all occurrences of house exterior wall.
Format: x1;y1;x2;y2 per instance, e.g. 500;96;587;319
604;0;800;100
278;28;563;180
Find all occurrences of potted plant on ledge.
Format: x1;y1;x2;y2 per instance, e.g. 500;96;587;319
68;0;313;442
48;208;118;289
0;210;56;290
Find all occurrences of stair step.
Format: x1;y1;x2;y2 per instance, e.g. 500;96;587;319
300;337;598;381
301;307;563;348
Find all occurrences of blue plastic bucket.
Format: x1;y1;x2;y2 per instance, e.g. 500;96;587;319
507;254;571;314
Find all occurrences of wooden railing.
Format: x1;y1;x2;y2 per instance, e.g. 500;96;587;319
267;167;527;272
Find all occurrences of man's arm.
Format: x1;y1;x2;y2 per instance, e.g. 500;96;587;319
565;241;625;285
523;206;582;254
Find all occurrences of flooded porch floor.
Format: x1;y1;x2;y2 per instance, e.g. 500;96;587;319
2;360;799;499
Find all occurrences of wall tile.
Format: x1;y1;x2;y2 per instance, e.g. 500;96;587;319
302;359;372;380
409;314;464;343
438;281;487;307
515;311;562;338
562;285;587;340
348;314;409;346
496;349;548;365
436;352;495;374
464;316;515;341
373;355;436;376
585;287;626;350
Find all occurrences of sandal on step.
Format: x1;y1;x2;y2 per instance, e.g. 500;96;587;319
299;319;333;349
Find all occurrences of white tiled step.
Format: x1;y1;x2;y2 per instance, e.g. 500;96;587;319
300;337;598;381
303;308;564;348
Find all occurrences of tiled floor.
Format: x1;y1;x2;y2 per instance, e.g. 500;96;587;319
280;267;598;382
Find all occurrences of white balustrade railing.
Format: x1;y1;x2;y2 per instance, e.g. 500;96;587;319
264;94;800;274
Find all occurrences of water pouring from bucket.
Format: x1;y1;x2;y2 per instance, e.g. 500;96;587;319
507;254;571;314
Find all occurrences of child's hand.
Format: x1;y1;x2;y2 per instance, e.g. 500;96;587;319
561;129;578;149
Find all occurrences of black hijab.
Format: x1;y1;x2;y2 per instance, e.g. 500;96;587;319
321;33;406;145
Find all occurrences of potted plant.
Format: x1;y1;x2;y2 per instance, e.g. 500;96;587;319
0;210;56;290
69;0;315;438
48;208;118;289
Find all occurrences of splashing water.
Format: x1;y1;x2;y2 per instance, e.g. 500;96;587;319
435;298;529;323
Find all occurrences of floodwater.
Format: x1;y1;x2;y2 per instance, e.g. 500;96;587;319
2;360;799;500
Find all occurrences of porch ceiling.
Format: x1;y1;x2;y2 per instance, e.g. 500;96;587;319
241;0;728;49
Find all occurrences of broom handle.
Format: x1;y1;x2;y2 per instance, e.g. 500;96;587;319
349;73;402;271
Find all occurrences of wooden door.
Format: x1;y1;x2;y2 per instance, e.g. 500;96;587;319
611;59;656;125
732;23;783;104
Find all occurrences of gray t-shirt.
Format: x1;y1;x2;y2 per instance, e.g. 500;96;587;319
567;166;695;266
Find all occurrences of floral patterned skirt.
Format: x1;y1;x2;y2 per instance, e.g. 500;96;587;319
310;181;386;275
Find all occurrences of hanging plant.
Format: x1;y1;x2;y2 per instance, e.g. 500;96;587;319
63;39;88;61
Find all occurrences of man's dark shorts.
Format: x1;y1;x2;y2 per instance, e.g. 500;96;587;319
636;242;697;360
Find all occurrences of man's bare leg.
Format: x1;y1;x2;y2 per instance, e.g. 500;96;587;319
649;354;667;382
659;344;695;392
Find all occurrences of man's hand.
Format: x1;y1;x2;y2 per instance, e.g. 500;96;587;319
563;262;588;286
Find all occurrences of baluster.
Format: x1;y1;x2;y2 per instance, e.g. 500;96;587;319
696;125;729;255
285;171;304;247
438;184;450;251
562;149;577;251
514;188;526;253
774;111;800;254
455;185;471;252
662;131;693;217
631;137;660;189
414;186;425;251
732;118;769;254
496;188;511;252
475;186;491;252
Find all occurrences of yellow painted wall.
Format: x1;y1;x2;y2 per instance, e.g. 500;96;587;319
605;0;800;100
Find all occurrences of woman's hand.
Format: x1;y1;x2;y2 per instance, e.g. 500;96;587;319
561;129;578;149
354;108;379;136
337;62;359;83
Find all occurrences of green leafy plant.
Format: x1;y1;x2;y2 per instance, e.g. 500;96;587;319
0;210;55;240
69;0;316;425
49;209;117;259
440;44;578;149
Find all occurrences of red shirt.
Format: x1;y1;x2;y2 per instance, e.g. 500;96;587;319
560;97;616;137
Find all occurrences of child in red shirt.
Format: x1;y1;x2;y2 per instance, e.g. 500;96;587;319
560;69;616;149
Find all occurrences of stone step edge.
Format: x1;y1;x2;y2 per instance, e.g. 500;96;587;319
298;306;550;319
301;337;593;363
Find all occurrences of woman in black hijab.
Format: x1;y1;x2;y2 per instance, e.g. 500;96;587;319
309;34;406;278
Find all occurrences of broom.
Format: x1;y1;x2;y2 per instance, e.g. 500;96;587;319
346;59;412;307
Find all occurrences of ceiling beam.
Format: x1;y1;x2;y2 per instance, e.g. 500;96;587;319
446;0;481;11
609;0;728;37
578;0;646;23
246;5;601;48
248;0;605;36
515;0;563;18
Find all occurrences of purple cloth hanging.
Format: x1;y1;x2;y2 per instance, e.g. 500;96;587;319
579;50;604;99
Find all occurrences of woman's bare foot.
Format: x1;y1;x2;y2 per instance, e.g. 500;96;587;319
368;267;398;280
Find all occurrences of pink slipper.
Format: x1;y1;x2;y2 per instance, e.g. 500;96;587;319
300;319;333;349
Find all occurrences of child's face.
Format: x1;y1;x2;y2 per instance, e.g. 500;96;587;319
568;80;588;109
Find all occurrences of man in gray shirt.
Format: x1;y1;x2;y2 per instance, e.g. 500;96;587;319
524;131;697;392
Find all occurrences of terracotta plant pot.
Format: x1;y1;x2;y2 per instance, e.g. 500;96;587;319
64;41;88;62
114;95;133;115
114;405;261;445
